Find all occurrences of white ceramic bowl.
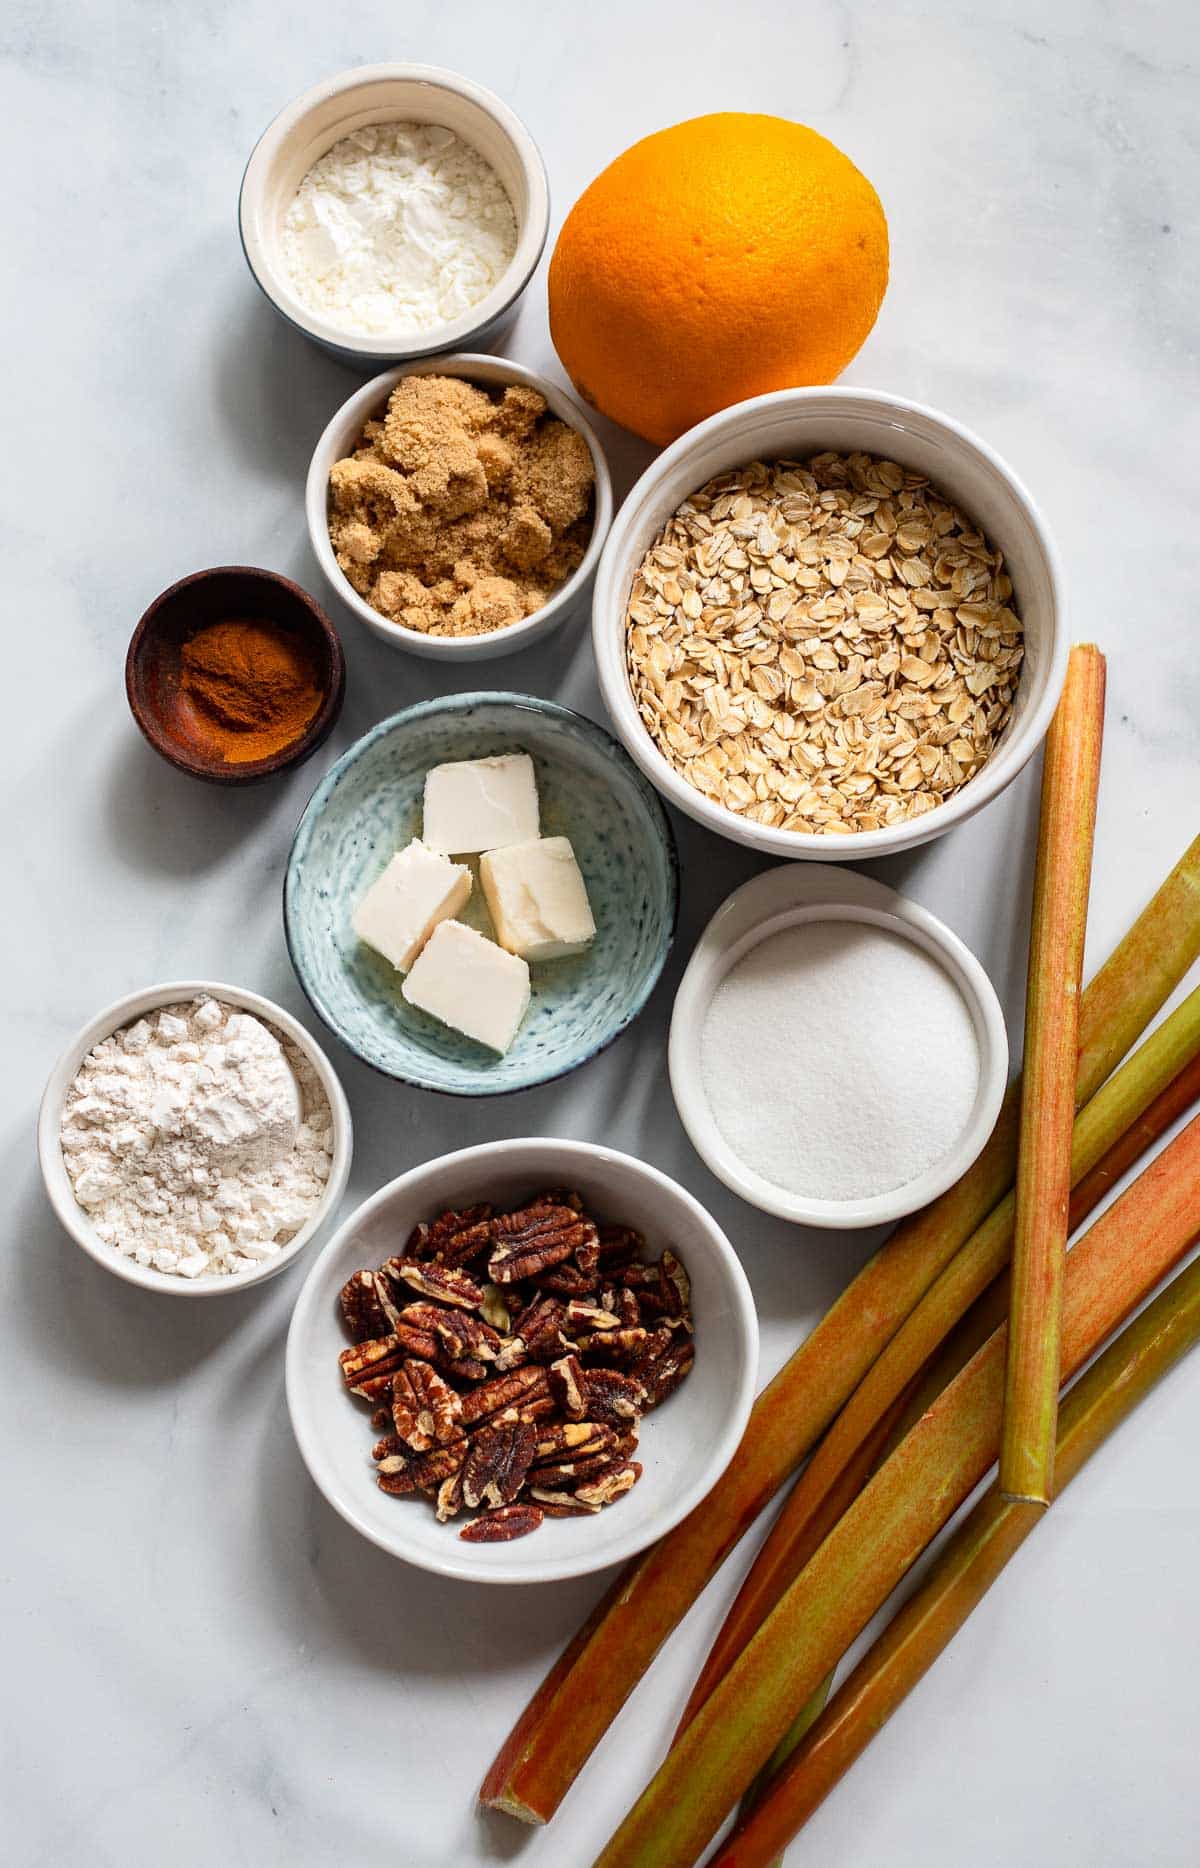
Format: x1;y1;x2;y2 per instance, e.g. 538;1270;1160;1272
594;386;1068;861
306;354;613;661
239;64;549;364
669;864;1008;1230
38;981;353;1296
286;1138;758;1583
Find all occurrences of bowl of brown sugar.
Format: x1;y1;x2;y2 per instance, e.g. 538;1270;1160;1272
126;566;346;784
305;354;613;662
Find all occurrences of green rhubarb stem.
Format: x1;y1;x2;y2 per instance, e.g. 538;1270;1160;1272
481;835;1200;1828
590;1111;1200;1868
710;1248;1200;1868
678;980;1200;1732
1002;646;1106;1505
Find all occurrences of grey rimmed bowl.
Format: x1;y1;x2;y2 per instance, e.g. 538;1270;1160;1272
284;694;679;1094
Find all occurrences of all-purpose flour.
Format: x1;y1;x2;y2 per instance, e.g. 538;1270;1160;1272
60;998;332;1277
281;121;518;336
700;922;981;1202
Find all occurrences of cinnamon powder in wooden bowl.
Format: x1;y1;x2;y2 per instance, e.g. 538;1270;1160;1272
126;566;345;784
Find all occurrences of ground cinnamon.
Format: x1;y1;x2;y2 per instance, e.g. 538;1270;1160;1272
178;618;323;764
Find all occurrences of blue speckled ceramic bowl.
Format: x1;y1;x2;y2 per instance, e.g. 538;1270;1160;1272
284;694;679;1094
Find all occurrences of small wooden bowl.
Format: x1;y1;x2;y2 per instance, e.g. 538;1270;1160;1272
126;566;346;784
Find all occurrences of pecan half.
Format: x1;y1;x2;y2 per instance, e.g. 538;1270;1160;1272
459;1503;544;1543
574;1461;642;1508
404;1204;493;1266
339;1269;401;1342
488;1205;590;1283
533;1421;615;1463
461;1420;537;1510
580;1326;649;1364
532;1440;637;1489
390;1258;485;1311
459;1366;550;1427
565;1300;619;1332
547;1353;587;1420
376;1436;467;1495
392;1360;463;1451
582;1368;646;1425
596;1223;644;1271
528;1484;600;1512
435;1470;463;1521
433;1310;502;1364
338;1334;408;1396
639;1337;696;1407
538;1257;601;1297
660;1248;693;1323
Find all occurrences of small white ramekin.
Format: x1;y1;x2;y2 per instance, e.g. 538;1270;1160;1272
593;386;1068;862
669;864;1009;1230
306;354;613;661
238;64;550;365
38;981;353;1296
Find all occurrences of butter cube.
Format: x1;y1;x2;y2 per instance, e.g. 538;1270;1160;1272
423;754;539;855
480;837;597;962
352;840;472;974
402;920;531;1054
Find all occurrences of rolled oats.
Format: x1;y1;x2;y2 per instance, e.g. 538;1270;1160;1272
625;452;1024;835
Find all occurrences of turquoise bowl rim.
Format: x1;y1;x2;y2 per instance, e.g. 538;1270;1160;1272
283;691;681;1095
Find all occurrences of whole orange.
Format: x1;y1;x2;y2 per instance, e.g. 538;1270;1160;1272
548;114;888;446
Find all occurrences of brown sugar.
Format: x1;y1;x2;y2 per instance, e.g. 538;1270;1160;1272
327;375;595;638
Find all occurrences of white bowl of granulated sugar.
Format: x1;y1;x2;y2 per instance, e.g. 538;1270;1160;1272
38;981;352;1295
669;865;1008;1230
238;64;549;365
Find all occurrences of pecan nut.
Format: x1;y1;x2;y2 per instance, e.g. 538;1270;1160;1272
547;1353;587;1420
461;1419;537;1510
389;1258;485;1311
639;1337;696;1407
488;1205;591;1283
574;1460;642;1508
459;1503;544;1543
391;1359;463;1451
459;1365;550;1427
581;1367;646;1425
376;1435;467;1496
339;1269;401;1342
405;1204;493;1267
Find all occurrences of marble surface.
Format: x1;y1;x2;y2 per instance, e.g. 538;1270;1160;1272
4;3;1198;1864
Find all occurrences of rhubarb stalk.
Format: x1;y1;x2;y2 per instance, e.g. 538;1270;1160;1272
679;981;1200;1731
1001;645;1106;1504
481;836;1200;1827
710;1248;1200;1868
591;1112;1200;1868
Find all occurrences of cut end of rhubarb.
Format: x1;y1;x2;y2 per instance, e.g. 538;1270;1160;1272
478;1787;546;1825
998;1487;1051;1510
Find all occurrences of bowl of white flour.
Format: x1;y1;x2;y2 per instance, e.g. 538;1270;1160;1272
669;864;1008;1230
239;64;549;363
39;981;352;1294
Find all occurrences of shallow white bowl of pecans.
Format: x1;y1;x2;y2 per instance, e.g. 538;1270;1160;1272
593;385;1068;862
285;1137;758;1583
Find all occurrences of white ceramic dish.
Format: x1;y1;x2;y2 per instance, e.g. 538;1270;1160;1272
239;64;549;364
38;981;353;1296
593;385;1068;862
306;354;613;661
286;1137;758;1583
669;864;1008;1230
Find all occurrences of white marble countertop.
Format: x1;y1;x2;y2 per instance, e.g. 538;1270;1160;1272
5;3;1198;1863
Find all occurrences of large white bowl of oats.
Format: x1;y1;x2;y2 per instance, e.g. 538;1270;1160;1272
593;387;1067;859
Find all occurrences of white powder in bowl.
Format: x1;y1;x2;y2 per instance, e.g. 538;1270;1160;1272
699;921;981;1203
281;121;518;337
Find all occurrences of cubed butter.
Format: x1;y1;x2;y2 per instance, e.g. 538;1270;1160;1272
402;920;531;1054
352;840;472;973
479;836;597;962
423;753;539;855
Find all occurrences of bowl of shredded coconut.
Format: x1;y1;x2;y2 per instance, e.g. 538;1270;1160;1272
239;64;549;363
39;982;353;1294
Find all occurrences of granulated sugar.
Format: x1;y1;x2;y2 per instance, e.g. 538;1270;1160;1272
699;920;980;1202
